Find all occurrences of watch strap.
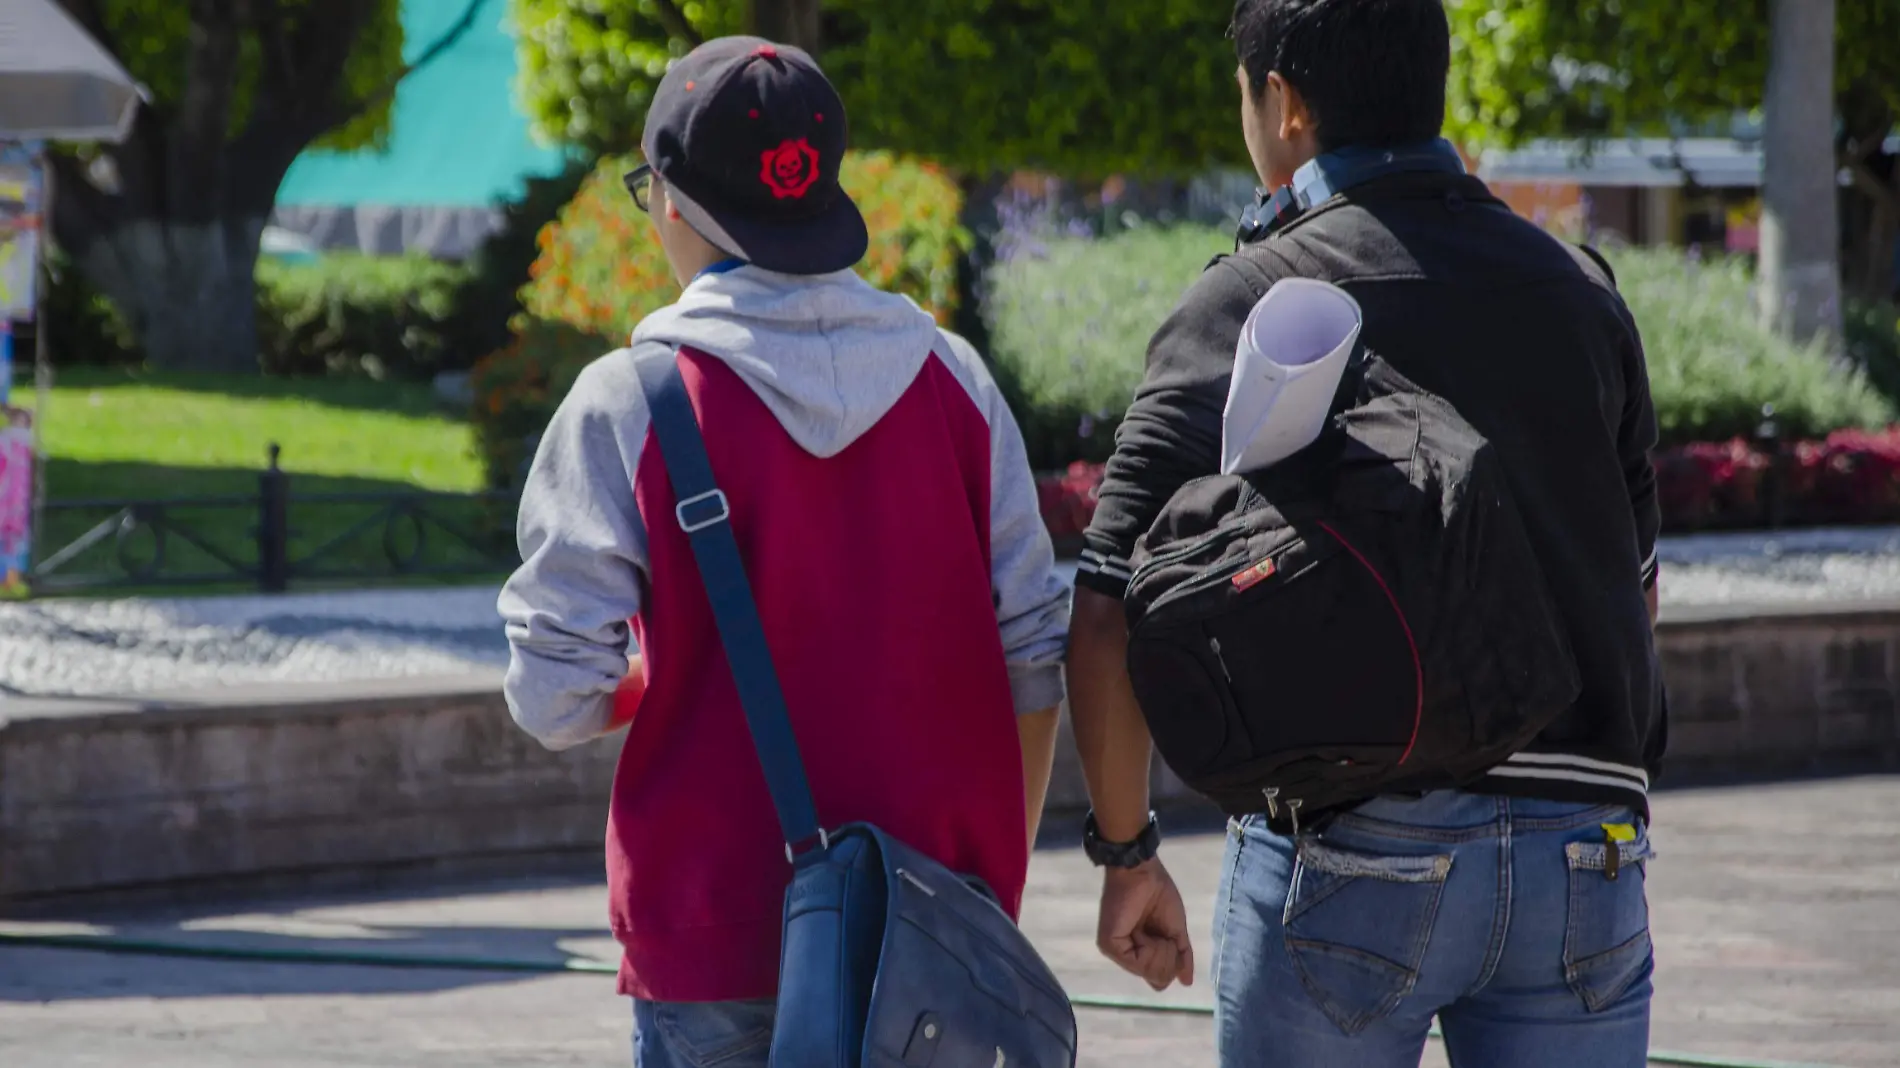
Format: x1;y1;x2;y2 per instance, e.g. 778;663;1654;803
1083;811;1161;869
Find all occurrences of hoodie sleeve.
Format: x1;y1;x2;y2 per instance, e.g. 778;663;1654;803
496;351;653;750
939;332;1071;714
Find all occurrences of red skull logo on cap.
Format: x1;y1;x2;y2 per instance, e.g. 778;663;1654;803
760;138;821;199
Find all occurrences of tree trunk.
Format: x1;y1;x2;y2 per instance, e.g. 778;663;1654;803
69;215;266;373
749;0;822;54
42;0;482;374
1758;0;1844;344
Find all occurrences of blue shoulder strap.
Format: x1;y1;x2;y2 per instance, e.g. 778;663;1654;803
635;351;824;854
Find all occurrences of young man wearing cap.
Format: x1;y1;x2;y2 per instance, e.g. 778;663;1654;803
1067;2;1665;1066
497;36;1069;1065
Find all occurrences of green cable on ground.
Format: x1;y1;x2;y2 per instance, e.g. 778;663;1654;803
0;931;1844;1068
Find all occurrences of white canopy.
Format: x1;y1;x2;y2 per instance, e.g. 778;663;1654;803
0;0;144;143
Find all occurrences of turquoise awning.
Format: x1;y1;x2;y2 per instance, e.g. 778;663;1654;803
277;0;569;210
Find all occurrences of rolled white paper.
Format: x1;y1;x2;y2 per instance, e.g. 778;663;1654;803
1220;277;1364;475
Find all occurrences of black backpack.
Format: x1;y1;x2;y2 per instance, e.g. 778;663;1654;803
1123;346;1580;831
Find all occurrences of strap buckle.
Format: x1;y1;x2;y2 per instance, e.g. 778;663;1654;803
675;489;730;533
784;827;832;864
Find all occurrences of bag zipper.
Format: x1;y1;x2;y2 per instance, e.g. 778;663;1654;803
1142;526;1332;617
1209;637;1235;684
1127;485;1273;592
1126;526;1234;592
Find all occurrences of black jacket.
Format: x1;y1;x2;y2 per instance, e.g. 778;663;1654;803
1078;170;1665;818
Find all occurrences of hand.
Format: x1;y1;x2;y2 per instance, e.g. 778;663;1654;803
1096;857;1195;991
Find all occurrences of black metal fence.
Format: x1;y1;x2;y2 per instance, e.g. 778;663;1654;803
31;444;519;594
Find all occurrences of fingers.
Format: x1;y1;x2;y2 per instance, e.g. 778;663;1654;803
1096;863;1196;991
1106;930;1181;991
1161;886;1196;987
1139;936;1181;991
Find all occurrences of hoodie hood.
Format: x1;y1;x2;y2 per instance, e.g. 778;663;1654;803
630;265;944;459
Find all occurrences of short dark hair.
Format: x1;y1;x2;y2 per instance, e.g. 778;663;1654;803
1230;0;1450;151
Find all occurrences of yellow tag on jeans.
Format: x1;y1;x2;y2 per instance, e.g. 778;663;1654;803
1601;822;1636;843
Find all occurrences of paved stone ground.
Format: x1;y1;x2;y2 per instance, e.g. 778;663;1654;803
12;528;1900;699
3;776;1898;1067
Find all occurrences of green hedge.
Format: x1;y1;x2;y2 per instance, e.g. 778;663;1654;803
40;158;592;380
1846;297;1900;409
983;228;1892;467
255;253;471;380
469;151;971;492
984;224;1230;467
1604;247;1892;443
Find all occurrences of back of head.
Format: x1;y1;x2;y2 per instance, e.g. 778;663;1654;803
1230;0;1451;151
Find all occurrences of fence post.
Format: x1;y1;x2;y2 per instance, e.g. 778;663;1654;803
259;443;289;593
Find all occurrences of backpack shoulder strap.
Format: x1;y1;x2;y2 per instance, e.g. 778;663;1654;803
1572;242;1619;288
635;351;824;854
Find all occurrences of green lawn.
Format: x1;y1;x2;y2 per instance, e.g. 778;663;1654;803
11;368;510;593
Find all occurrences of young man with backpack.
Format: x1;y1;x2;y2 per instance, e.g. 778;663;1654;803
1067;2;1666;1065
498;37;1069;1066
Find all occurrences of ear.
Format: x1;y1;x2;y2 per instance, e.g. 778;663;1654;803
1270;72;1314;143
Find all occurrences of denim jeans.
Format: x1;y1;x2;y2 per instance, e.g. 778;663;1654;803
632;998;774;1068
1211;790;1654;1068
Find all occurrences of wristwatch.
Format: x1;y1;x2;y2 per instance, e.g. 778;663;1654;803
1082;810;1161;869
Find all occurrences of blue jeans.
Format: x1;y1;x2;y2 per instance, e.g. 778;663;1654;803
632;998;774;1068
1211;790;1654;1068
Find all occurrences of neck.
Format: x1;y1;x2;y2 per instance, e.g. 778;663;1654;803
672;246;732;287
1292;138;1462;203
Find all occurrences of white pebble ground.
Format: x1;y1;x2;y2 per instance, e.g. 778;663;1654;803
4;527;1900;699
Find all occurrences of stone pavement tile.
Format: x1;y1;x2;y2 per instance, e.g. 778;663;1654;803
4;777;1899;1066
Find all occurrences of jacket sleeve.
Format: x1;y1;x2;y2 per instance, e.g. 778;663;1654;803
941;331;1071;714
1077;258;1260;599
1614;299;1662;591
496;352;653;750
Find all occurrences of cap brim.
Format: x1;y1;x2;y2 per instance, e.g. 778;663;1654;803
667;184;869;276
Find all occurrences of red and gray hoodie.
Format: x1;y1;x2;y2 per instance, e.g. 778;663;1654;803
498;265;1071;1002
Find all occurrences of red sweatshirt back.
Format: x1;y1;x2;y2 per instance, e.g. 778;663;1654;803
610;348;1028;1001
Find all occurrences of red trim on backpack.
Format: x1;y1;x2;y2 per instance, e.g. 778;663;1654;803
1317;522;1424;766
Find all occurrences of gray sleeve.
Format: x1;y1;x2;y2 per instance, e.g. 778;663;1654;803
940;332;1071;714
496;351;653;750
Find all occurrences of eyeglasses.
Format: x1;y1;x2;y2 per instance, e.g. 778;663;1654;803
623;164;654;212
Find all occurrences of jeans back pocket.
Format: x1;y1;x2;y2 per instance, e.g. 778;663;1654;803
646;999;775;1068
1282;838;1454;1035
1563;827;1656;1013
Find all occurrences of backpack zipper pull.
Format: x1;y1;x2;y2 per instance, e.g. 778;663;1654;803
1263;786;1281;819
1288;798;1304;837
1209;637;1235;684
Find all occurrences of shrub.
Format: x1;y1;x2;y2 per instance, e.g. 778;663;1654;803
39;247;142;367
1038;430;1900;542
1845;297;1900;408
1038;461;1106;556
471;151;969;489
256;253;470;380
984;223;1229;468
984;232;1892;471
1602;247;1892;445
440;157;597;370
468;317;608;493
520;151;968;343
1657;428;1900;532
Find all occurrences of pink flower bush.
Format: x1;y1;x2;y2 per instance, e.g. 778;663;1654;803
1035;431;1900;548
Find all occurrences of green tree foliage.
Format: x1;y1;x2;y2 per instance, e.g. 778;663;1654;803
1444;0;1900;298
53;0;487;372
823;0;1239;178
512;0;743;155
512;0;1244;176
1446;0;1899;145
89;0;403;153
